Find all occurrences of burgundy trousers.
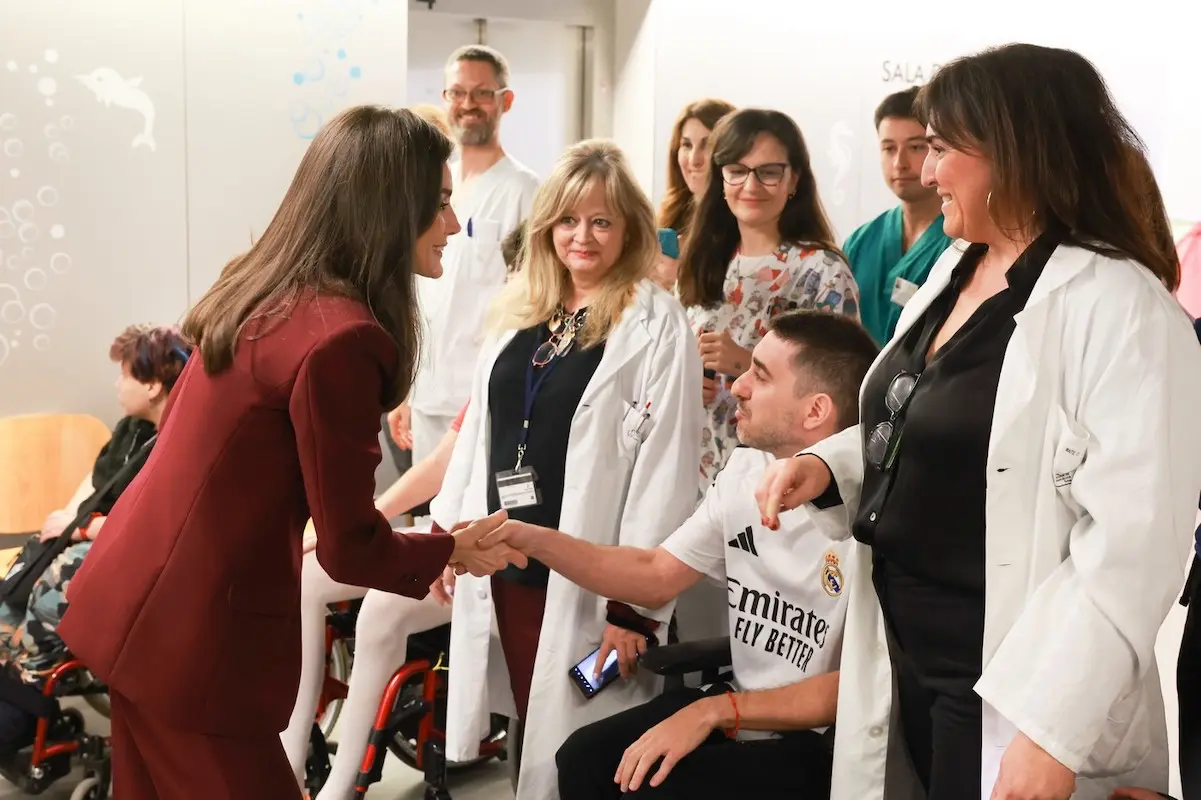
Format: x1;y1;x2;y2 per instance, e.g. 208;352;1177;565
109;690;300;799
490;576;547;721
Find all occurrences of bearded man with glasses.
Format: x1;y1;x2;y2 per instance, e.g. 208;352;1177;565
388;44;541;488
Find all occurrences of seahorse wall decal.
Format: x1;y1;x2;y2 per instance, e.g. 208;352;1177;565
76;67;156;152
826;120;854;207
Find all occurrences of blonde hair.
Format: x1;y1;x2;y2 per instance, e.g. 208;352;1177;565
488;140;656;348
410;103;451;136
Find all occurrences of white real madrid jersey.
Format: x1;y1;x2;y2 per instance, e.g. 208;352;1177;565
662;448;853;700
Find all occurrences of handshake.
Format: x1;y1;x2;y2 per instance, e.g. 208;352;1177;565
441;510;537;587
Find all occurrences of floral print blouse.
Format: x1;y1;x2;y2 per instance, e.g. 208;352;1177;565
686;242;861;487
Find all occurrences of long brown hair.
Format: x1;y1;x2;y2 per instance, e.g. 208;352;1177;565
658;98;735;237
918;44;1179;289
677;108;840;309
183;106;454;406
488;140;657;348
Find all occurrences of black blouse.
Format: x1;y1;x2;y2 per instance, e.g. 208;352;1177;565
487;321;605;587
852;231;1059;683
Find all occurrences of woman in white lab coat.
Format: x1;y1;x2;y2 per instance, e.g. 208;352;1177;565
431;139;703;800
757;44;1201;800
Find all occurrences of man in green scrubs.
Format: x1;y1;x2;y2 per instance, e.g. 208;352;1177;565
843;86;951;345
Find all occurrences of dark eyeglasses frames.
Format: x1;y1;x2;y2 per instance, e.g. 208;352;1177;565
720;162;789;187
866;371;920;471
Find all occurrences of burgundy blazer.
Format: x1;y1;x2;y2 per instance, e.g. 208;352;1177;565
58;292;455;736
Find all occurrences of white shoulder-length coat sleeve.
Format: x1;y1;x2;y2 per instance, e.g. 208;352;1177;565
802;424;865;542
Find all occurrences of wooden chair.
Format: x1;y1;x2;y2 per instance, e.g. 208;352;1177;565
0;413;111;535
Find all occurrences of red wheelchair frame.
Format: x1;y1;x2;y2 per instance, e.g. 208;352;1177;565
0;658;111;799
306;601;509;800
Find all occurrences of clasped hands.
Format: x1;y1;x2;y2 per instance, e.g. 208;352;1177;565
436;514;565;604
445;510;530;579
432;511;533;605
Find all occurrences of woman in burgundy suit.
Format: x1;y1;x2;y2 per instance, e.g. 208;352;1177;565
58;106;522;799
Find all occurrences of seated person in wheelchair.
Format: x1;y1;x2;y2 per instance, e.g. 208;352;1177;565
281;400;467;793
281;221;530;797
478;310;878;799
0;324;192;754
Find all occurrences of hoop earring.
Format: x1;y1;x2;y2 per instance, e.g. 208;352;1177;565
986;190;993;214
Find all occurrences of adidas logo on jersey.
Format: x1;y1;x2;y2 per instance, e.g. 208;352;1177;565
727;526;758;556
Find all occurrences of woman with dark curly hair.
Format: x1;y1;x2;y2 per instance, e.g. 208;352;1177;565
0;323;191;753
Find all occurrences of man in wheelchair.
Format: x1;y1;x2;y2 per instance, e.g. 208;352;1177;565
478;311;878;798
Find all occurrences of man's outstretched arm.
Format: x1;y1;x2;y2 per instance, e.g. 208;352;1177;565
481;520;704;610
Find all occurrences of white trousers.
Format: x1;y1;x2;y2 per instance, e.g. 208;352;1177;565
280;552;452;800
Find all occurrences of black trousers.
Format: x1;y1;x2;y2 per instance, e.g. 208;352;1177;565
1181;556;1201;800
893;653;982;799
555;686;832;800
876;560;984;800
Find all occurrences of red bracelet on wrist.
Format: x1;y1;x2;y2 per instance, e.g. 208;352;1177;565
723;690;741;739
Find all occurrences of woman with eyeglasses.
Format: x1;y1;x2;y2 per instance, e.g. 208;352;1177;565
756;44;1201;800
678;108;859;489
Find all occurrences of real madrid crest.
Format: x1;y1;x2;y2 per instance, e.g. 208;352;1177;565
821;550;844;597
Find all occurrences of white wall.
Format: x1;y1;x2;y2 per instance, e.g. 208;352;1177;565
420;0;603;26
186;0;409;298
611;0;657;194
621;0;1199;242
1;0;190;416
0;0;408;421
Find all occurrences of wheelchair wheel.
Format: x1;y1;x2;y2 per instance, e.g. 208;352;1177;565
69;776;105;800
387;674;508;771
51;707;87;740
317;638;351;739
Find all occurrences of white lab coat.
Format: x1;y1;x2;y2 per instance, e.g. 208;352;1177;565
430;281;704;800
804;241;1201;799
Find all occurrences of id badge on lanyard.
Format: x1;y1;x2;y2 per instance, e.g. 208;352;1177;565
495;338;557;510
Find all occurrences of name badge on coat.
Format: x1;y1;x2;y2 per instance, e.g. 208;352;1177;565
891;277;920;307
496;466;540;510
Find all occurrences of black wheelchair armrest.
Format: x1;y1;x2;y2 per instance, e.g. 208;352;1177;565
641;637;732;678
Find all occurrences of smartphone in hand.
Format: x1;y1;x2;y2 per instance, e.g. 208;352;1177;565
568;637;653;699
657;228;680;260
